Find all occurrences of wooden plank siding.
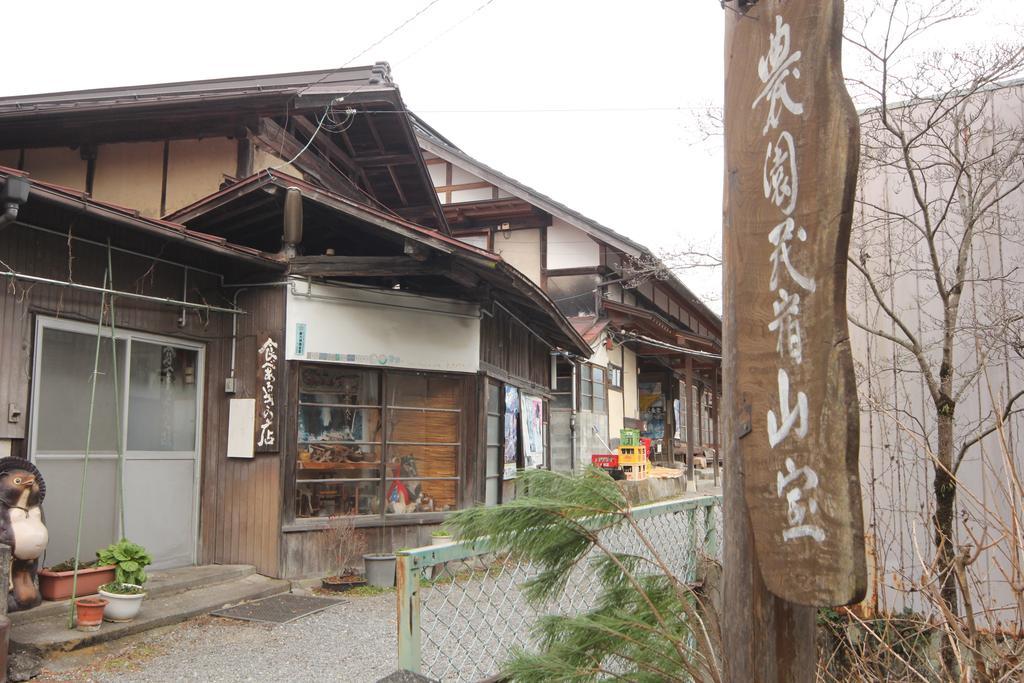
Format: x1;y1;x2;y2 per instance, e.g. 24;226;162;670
479;305;551;391
198;286;285;577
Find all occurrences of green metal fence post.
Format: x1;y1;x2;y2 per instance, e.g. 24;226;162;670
396;551;422;673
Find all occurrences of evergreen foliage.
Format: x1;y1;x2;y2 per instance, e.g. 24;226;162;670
448;467;721;681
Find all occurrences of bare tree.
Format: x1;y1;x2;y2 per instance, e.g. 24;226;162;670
844;0;1024;675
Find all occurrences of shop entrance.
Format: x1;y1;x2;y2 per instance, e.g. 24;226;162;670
29;318;203;570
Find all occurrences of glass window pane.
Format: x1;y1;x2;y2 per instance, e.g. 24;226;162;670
126;342;199;451
387;373;460;409
555;377;571;393
581;395;593;411
486;415;500;446
36;328;126;453
485;477;499;506
298;445;382;478
487;381;500;409
299;366;379;405
486;446;501;477
388;409;459;444
553;393;572;409
299;406;382;444
581;365;592;381
581;379;592;397
593;367;605;385
595;396;606;413
386;478;456;513
296;481;381;517
385;445;457;478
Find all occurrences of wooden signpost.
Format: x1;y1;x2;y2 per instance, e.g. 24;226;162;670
722;0;866;678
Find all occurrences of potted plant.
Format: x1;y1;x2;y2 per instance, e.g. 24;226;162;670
38;557;117;601
74;596;108;632
430;529;452;546
97;582;146;621
95;539;152;622
319;515;368;592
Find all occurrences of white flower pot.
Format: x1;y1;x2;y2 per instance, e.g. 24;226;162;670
431;535;452;546
98;585;146;622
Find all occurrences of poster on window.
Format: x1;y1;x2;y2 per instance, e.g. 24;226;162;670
519;394;544;469
639;382;665;440
503;385;520;479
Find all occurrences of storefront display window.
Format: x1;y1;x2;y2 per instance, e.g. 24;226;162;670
296;365;462;519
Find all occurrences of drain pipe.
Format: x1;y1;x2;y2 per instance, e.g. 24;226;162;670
0;177;30;231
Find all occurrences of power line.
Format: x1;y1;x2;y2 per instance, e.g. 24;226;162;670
299;0;447;98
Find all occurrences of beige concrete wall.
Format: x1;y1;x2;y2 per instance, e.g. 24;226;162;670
93;142;164;217
851;81;1024;624
547;218;601;269
22;147;87;191
608;344;624;438
164;137;236;215
252;147;303;180
493;228;542;284
623;346;639;420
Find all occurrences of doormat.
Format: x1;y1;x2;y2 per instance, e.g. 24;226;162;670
212;594;344;624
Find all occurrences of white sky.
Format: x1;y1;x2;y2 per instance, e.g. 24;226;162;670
4;1;1021;310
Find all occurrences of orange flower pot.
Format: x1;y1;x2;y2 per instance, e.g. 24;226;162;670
74;597;108;632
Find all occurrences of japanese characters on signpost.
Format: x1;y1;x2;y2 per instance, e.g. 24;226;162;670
724;0;866;611
255;335;280;454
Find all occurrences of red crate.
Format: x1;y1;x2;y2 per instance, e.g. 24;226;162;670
591;453;619;468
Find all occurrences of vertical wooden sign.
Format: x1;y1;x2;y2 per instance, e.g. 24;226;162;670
255;334;281;454
724;0;865;606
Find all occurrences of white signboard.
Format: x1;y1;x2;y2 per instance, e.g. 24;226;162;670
286;282;481;373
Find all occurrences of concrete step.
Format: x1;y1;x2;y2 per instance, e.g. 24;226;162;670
10;572;289;657
11;564;257;627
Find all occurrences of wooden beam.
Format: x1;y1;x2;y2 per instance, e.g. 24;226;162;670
355;153;417;167
364;116;386;153
289;255;431;278
292;115;362;178
253;119;363;202
387;165;409;206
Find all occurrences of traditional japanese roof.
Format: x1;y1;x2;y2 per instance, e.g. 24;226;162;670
0;165;285;272
167;169;591;356
569;316;611;346
0;66;449;232
412;115;722;332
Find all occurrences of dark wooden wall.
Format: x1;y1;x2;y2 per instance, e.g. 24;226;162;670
479;305;551;390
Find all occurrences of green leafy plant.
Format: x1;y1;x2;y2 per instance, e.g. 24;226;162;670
430;529;452;538
100;582;145;595
447;467;721;682
97;539;152;586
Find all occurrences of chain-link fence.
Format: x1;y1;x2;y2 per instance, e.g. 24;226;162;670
396;495;723;682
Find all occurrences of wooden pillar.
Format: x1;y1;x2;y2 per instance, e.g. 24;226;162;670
722;5;816;680
712;368;720;487
684;355;694;483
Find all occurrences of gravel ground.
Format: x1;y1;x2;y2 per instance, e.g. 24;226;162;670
35;591;398;683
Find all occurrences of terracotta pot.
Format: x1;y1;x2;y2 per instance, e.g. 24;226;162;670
74;597;108;632
39;565;117;601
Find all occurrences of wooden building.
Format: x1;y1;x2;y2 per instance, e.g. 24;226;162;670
0;68;588;578
414;119;723;473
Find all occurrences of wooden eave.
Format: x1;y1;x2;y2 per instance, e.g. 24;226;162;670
167;170;589;356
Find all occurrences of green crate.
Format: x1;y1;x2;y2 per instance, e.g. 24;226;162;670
619;428;640;446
